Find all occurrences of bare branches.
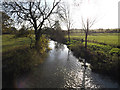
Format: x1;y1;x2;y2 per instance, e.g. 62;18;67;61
59;2;72;30
81;17;96;32
45;0;60;20
3;0;61;33
89;17;96;28
81;17;86;32
58;2;72;42
81;16;97;49
3;0;61;47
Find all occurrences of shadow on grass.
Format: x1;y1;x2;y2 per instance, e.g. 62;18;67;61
2;46;48;88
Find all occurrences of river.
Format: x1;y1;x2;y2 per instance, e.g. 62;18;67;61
14;40;120;89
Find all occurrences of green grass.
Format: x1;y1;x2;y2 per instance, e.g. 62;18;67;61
68;40;120;81
68;33;119;46
60;32;120;82
0;35;2;53
2;34;35;52
84;42;112;52
2;34;50;88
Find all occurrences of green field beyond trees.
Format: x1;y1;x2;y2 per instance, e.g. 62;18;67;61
68;33;119;47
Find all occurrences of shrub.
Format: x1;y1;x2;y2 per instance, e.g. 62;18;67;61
109;48;120;56
15;26;29;37
36;34;49;54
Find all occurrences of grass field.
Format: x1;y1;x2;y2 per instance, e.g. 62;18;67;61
68;33;119;47
2;34;35;52
2;34;49;88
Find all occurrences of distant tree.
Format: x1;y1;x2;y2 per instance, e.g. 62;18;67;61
52;20;65;42
58;2;72;43
1;12;13;28
10;27;17;34
82;18;96;49
3;0;61;49
16;25;29;37
98;28;104;33
105;29;110;33
54;20;61;31
0;11;15;34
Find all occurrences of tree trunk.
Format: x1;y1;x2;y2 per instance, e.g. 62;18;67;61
85;22;89;49
35;28;42;49
35;33;40;49
29;37;33;49
34;26;42;49
68;29;70;43
85;32;88;49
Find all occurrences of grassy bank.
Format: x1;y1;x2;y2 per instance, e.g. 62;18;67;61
65;33;120;82
2;34;35;52
2;34;49;88
67;33;119;47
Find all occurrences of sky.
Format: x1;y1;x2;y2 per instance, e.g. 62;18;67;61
1;0;119;30
61;0;119;30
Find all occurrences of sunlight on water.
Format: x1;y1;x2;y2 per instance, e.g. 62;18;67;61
62;64;100;88
14;40;120;88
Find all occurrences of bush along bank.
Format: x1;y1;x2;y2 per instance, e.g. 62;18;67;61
2;35;50;88
64;39;120;83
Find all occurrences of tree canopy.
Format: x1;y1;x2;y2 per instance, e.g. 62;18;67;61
3;0;61;48
0;11;16;34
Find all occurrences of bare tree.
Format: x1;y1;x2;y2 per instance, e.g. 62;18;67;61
58;2;72;43
3;0;61;49
82;17;96;49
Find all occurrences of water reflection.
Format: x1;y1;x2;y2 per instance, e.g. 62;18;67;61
54;42;64;51
81;59;86;89
15;41;120;88
67;50;70;61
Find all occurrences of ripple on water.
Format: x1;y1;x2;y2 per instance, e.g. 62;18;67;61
14;41;120;88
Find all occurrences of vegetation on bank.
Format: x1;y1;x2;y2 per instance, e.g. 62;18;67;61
2;34;50;88
2;35;34;52
67;33;119;47
64;34;120;82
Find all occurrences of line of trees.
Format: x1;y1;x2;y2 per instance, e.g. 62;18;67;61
67;28;119;33
1;11;17;34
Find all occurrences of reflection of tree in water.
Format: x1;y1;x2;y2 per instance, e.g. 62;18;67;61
81;59;100;89
81;59;87;89
54;42;64;51
67;50;70;61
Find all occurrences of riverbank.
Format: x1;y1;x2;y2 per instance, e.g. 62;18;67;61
2;34;50;88
64;38;120;83
51;35;120;84
11;40;120;88
2;34;120;88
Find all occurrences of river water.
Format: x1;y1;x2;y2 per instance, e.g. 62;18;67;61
14;41;120;89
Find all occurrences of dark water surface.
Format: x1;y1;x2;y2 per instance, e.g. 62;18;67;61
14;41;120;88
